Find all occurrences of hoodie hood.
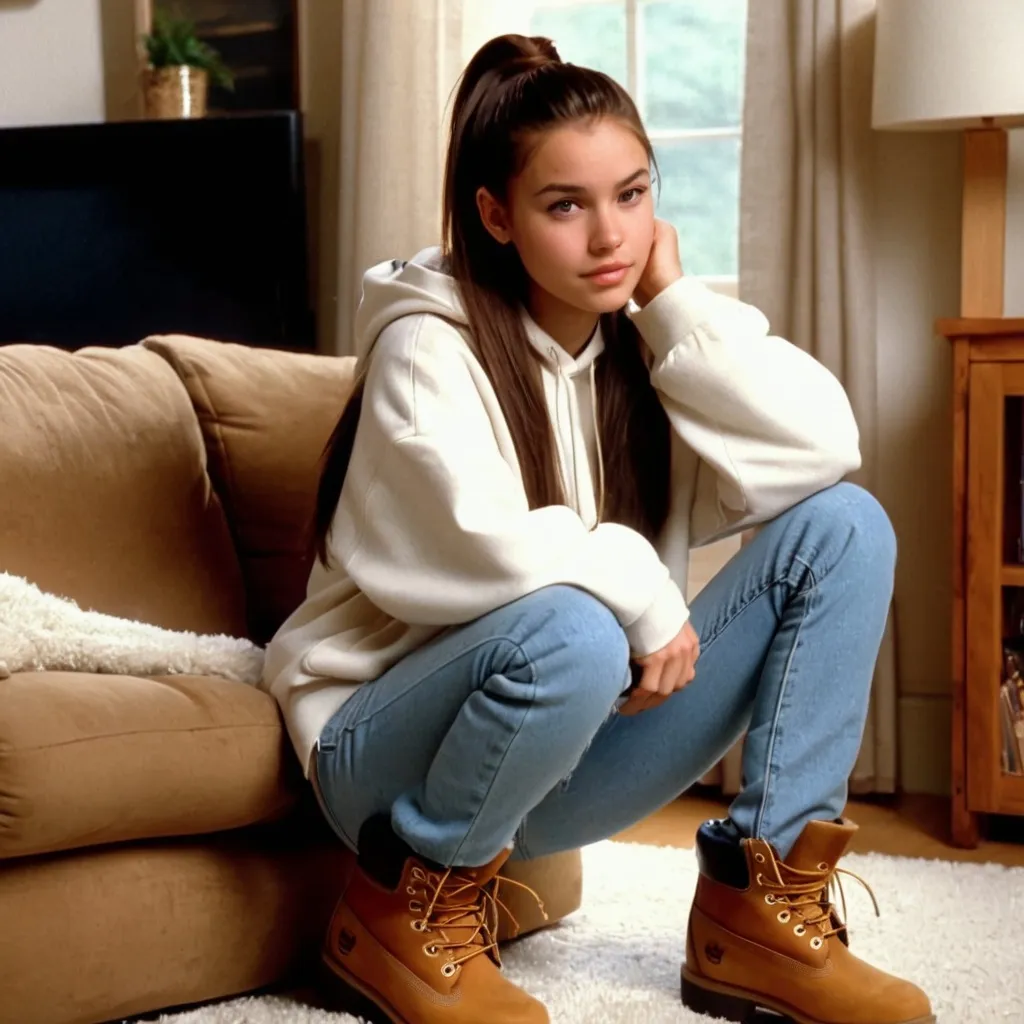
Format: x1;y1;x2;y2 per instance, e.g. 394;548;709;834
353;246;605;373
353;247;466;363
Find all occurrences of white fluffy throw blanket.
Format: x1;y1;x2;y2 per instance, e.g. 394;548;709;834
0;573;264;684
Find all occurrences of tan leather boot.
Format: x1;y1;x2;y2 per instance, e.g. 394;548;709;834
682;818;935;1024
321;815;549;1024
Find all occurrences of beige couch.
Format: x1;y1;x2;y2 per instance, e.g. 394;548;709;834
0;335;582;1024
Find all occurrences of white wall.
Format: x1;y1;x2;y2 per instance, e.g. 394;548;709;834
0;0;105;128
874;132;963;795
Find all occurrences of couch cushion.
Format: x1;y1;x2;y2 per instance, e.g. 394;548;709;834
143;335;357;644
0;829;347;1024
0;671;300;860
0;344;248;637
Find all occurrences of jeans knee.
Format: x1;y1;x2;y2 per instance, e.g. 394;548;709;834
530;585;630;697
811;482;897;574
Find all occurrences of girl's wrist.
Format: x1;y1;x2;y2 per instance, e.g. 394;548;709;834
634;271;683;308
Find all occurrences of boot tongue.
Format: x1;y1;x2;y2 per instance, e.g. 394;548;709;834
433;848;512;950
784;819;857;872
454;847;512;886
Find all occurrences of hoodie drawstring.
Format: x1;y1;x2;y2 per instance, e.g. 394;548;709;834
549;347;584;518
548;346;606;528
568;372;583;519
590;360;606;526
548;348;570;511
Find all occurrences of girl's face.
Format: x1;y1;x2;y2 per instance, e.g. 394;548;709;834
477;117;655;345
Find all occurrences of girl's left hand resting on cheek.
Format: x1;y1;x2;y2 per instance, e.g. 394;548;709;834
633;217;684;308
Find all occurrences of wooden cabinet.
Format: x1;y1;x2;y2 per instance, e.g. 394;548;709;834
941;318;1024;846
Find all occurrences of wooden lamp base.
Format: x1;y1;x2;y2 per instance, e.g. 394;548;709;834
961;124;1007;318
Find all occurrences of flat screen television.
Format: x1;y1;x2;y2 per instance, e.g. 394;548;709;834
0;112;314;350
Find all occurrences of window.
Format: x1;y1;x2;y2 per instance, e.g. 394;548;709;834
528;0;747;294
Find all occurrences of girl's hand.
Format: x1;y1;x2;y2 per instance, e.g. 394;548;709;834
633;218;684;307
618;620;700;715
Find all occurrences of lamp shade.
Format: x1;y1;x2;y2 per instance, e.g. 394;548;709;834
872;0;1024;130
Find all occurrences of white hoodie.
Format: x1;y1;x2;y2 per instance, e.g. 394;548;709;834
263;247;860;774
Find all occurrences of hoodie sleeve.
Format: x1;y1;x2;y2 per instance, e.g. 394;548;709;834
326;315;687;657
630;278;861;546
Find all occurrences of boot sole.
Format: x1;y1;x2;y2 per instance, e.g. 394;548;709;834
320;954;409;1024
681;964;937;1024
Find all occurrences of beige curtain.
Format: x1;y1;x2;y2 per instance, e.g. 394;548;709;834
719;0;895;795
333;0;463;356
302;0;532;356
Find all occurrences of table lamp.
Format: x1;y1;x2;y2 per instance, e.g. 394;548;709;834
872;0;1024;317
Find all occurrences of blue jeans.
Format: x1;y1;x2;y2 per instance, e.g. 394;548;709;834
314;482;895;865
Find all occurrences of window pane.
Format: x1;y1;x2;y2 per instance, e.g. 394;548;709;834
654;136;739;277
529;3;627;87
642;0;746;130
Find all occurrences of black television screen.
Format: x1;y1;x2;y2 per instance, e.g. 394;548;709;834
0;112;314;350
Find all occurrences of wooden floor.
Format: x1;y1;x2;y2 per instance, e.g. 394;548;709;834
616;790;1024;867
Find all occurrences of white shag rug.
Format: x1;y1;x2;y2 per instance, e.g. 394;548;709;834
150;839;1024;1024
0;572;264;683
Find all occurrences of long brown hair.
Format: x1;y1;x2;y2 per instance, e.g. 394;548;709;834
313;34;671;567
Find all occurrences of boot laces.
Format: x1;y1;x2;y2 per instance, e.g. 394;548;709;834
760;861;880;940
407;864;548;972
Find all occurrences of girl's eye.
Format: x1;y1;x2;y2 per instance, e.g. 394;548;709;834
620;187;646;204
549;199;578;215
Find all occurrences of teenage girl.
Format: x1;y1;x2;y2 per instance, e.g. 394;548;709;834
264;32;934;1024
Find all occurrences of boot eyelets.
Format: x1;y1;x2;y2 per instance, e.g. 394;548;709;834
754;852;765;863
408;900;423;912
764;894;775;905
810;936;824;950
817;861;828;871
423;944;439;957
441;962;458;978
793;924;806;936
407;886;418;895
411;867;426;880
410;919;427;932
777;910;791;923
755;872;763;885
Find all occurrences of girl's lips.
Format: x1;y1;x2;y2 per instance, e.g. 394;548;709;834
583;264;631;286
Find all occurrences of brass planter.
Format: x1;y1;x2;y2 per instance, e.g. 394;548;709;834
142;66;209;120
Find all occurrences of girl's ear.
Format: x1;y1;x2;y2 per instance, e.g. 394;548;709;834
476;187;513;245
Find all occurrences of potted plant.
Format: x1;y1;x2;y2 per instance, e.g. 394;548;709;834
141;8;234;119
